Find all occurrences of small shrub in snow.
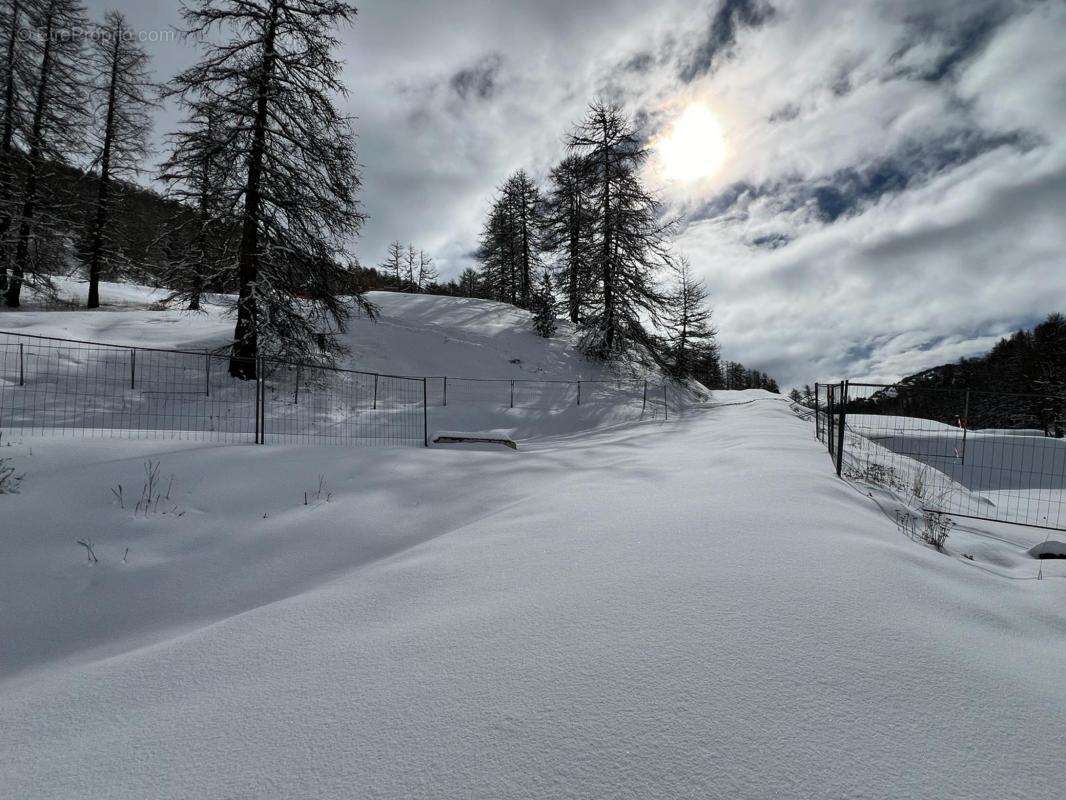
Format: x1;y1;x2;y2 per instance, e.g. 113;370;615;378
0;458;21;493
134;460;177;516
911;467;928;501
304;474;332;506
921;511;952;551
895;510;952;552
76;538;99;564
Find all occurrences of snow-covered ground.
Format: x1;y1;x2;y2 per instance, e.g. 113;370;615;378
1;279;687;443
2;281;1065;798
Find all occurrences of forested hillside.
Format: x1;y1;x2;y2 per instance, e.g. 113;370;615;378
851;314;1066;433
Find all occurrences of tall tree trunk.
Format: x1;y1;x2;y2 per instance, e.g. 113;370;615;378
600;117;613;350
86;24;120;309
519;194;529;308
0;0;20;292
5;0;52;309
567;189;580;323
230;0;279;379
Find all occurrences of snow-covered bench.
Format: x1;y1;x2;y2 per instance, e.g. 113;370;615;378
432;431;518;450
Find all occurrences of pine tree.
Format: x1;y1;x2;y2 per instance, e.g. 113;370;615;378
83;10;155;308
0;0;34;292
476;170;542;309
173;0;367;378
476;195;515;304
502;169;541;308
664;256;717;378
531;269;557;338
158;103;233;310
5;0;88;308
456;267;481;298
566;101;677;360
543;154;595;324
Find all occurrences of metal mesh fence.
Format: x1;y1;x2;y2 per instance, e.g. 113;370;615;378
425;375;672;418
815;380;1066;531
1;331;678;447
0;332;426;447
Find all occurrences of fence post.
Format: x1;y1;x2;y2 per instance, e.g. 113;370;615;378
813;383;820;440
961;389;970;463
443;376;448;407
423;378;429;447
294;365;300;405
205;353;211;397
254;359;261;444
18;343;24;386
576;381;581;406
130;349;136;390
373;374;378;410
510;379;514;409
642;379;647;413
827;384;835;457
835;380;848;477
663;383;668;421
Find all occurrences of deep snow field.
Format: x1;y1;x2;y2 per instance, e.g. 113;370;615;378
2;280;1065;799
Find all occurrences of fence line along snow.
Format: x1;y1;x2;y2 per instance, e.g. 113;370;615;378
0;331;675;447
0;332;426;447
815;380;1066;531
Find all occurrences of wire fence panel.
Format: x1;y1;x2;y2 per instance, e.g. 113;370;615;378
0;332;424;447
1;331;678;448
262;362;424;446
816;379;1066;531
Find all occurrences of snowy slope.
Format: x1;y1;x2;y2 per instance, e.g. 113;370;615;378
2;397;1064;799
2;281;690;442
2;279;637;382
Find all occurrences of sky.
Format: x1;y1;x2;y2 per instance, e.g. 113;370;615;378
91;0;1066;388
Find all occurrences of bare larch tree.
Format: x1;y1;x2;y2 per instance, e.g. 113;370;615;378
0;0;33;292
158;102;236;311
664;256;717;378
543;154;595;324
567;101;677;361
5;0;87;308
84;10;154;308
173;0;367;378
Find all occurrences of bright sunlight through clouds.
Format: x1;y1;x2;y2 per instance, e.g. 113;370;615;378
656;103;728;183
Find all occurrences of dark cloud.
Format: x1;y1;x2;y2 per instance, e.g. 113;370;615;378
678;0;776;83
692;128;1032;227
449;53;504;101
895;2;1016;83
767;103;800;123
749;232;792;250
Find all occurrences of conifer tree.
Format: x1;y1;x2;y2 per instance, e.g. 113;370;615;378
158;104;233;310
5;0;88;307
415;249;438;292
543;154;595;323
566;101;677;360
83;10;155;308
0;0;33;292
380;240;405;291
172;0;367;378
531;270;557;338
664;256;717;378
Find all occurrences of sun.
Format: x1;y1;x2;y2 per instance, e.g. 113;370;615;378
656;103;728;182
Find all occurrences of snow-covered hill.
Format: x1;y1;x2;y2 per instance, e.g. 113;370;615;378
2;280;1065;799
2;280;692;443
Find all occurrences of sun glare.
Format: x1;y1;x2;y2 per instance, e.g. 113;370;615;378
657;104;728;182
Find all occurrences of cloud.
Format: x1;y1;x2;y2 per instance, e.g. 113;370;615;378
677;0;777;83
89;0;1066;390
449;53;504;101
